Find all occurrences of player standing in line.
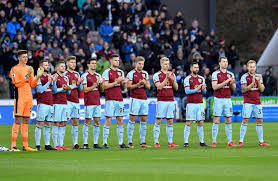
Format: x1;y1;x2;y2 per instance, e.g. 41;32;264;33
35;59;57;150
65;56;84;149
183;62;208;147
10;50;44;152
81;58;103;149
126;56;151;148
52;61;72;150
211;56;237;147
152;57;179;148
238;60;270;147
102;54;129;149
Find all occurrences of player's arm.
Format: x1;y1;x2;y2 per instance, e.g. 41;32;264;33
212;79;230;90
257;74;265;92
66;77;71;95
229;78;236;91
171;74;178;91
241;75;255;93
76;73;84;91
52;81;64;94
202;79;207;94
10;67;28;88
29;67;44;87
36;75;52;93
103;80;118;90
127;79;142;90
144;79;151;90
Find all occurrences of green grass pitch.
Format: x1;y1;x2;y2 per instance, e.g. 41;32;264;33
0;122;278;181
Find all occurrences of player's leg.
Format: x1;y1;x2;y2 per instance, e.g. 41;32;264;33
93;117;102;149
167;101;179;147
197;103;207;147
35;104;46;150
103;101;113;148
223;99;236;146
184;103;195;147
254;104;269;146
115;101;128;148
83;118;91;149
35;121;44;150
211;98;223;147
11;116;21;151
153;101;165;147
139;115;151;148
239;103;251;146
58;105;70;150
52;121;60;149
71;102;80;149
43;105;55;150
127;98;137;147
22;117;36;151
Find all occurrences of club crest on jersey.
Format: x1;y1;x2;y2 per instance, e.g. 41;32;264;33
198;78;202;83
142;74;146;78
227;74;231;78
64;77;67;81
117;72;121;76
75;74;78;78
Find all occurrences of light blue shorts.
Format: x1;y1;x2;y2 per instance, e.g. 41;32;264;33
156;101;175;119
129;98;148;115
37;104;54;122
186;103;205;121
242;103;263;119
105;100;124;117
213;97;233;117
67;101;80;119
85;105;101;118
53;104;68;122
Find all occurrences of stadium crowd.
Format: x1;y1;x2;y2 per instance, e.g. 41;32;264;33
0;0;276;101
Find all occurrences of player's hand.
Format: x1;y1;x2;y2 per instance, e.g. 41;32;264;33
62;84;72;90
52;74;58;82
230;78;235;84
36;68;44;78
202;84;207;90
256;74;262;82
47;75;52;83
196;84;202;90
141;79;147;85
122;78;129;84
117;76;124;83
252;76;256;85
77;77;84;85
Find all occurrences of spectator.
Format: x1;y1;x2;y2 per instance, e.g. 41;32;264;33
96;53;111;75
82;0;96;31
0;75;10;99
263;69;274;96
6;17;22;40
99;18;114;43
142;10;155;27
226;42;239;69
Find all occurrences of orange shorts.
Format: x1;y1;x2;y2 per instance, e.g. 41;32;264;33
14;98;33;117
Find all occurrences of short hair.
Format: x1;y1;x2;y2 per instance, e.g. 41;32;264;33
66;56;76;62
190;61;199;67
109;54;119;60
39;59;49;66
87;57;97;64
247;60;256;66
135;56;145;63
218;56;227;63
160;57;169;65
17;50;27;57
56;60;65;67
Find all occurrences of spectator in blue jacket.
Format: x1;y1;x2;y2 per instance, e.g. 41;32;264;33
6;17;22;40
99;18;114;43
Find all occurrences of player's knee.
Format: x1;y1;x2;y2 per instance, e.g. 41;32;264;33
197;121;203;126
85;119;91;125
242;119;249;124
213;117;220;124
186;121;191;126
155;119;162;125
256;118;263;124
36;121;44;126
167;119;173;125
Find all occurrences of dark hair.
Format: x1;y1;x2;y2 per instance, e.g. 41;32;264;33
56;60;65;66
218;56;227;63
87;57;97;64
109;54;119;60
39;59;49;66
17;50;27;57
190;61;199;67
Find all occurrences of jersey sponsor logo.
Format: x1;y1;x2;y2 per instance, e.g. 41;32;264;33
72;80;76;85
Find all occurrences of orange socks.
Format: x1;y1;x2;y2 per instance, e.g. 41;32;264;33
21;123;29;147
11;123;20;148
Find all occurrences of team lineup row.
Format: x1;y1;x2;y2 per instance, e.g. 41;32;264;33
9;51;270;151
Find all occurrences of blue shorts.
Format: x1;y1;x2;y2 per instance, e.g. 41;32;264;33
242;103;263;119
85;105;101;118
105;100;124;117
67;101;80;119
186;103;205;121
37;104;54;122
53;104;68;122
213;97;233;117
156;101;175;119
129;98;148;115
